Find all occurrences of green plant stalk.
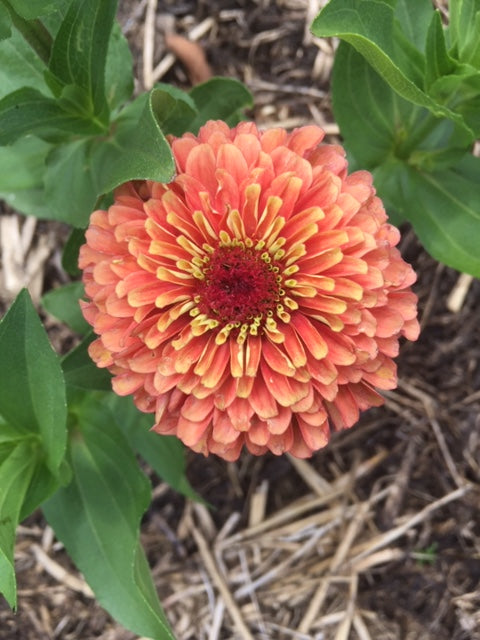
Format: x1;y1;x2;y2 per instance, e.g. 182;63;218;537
1;0;52;64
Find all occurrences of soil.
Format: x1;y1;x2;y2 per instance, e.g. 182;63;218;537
1;1;479;639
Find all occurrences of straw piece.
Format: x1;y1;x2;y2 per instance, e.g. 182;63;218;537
31;544;94;598
249;480;269;528
142;0;157;89
350;484;472;564
288;455;332;494
191;527;255;640
446;272;473;313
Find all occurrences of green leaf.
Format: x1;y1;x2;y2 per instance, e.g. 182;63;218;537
0;440;36;608
312;0;472;135
44;138;98;226
105;22;133;111
43;89;176;226
107;395;202;502
0;3;12;40
0;136;51;218
331;42;473;169
449;0;480;66
41;282;90;334
0;86;102;144
424;10;456;89
0;26;51;98
427;70;480;137
19;458;67;520
92;87;176;195
6;0;62;19
0;419;62;521
1;0;53;63
188;77;254;133
42;396;175;639
381;155;480;277
149;83;198;136
394;0;432;51
61;333;113;391
62;227;85;276
48;0;117;122
0;289;67;472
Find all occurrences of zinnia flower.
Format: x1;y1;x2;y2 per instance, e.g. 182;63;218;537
79;120;419;460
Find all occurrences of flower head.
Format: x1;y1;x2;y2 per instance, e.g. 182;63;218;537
79;120;419;460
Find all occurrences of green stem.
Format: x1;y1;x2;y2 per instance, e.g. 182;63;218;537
397;112;442;159
2;0;52;65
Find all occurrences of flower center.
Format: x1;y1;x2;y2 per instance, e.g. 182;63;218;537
197;244;280;325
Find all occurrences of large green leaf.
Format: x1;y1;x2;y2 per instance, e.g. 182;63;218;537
42;396;175;639
331;42;469;171
424;10;457;89
312;0;472;136
92;87;175;196
0;420;64;527
393;0;432;51
148;83;197;136
0;3;11;40
0;25;50;98
0;86;102;144
5;0;64;19
43;88;175;226
107;394;202;502
0;136;51;217
48;0;117;122
62;227;85;276
104;22;133;112
379;155;480;277
188;77;254;133
44;137;98;225
41;282;90;334
0;290;67;472
0;441;36;608
61;333;113;392
449;0;480;66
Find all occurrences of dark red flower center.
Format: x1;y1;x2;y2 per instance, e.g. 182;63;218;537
197;245;280;324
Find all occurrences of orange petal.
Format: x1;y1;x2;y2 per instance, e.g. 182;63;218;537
266;405;292;435
229;339;245;378
282;323;307;368
260;361;308;407
262;339;296;376
291;314;328;360
212;412;241;445
174;336;208;374
196;341;230;389
287;125;324;155
298;416;330;451
326;386;360;430
267;425;294;455
248;378;278;419
242;183;261;237
245;335;262;377
112;372;144;395
181;393;216;421
247;419;270;446
227;398;254;431
371;306;404;338
177;412;212;447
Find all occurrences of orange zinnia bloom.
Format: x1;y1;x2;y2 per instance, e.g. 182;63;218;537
79;121;419;460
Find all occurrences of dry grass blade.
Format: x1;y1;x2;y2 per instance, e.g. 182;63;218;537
350;484;472;565
191;527;255;640
31;545;93;598
142;0;157;89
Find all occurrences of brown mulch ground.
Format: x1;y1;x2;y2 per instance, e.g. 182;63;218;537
1;1;479;639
